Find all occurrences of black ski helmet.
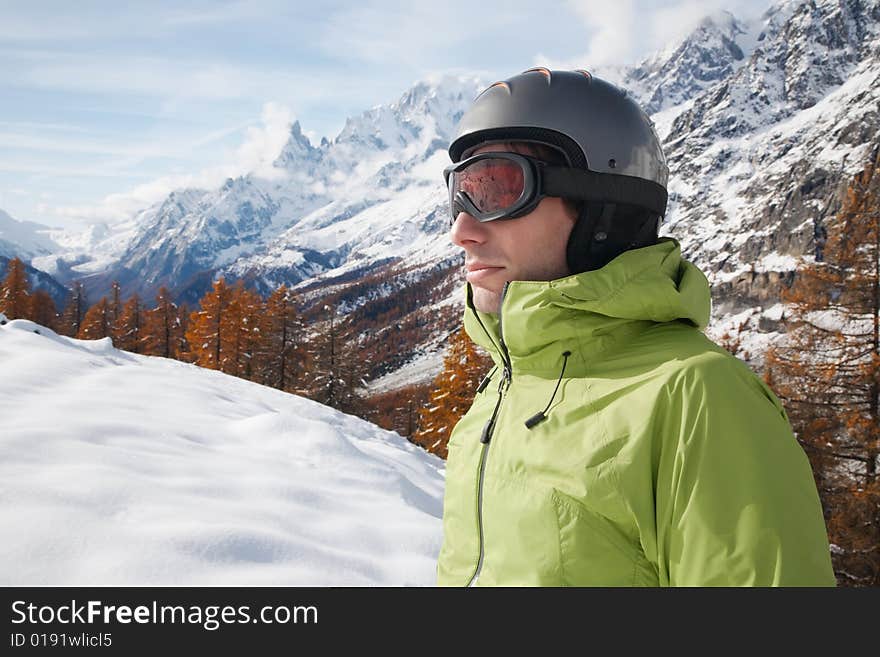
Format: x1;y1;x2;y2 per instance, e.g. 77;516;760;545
448;68;669;273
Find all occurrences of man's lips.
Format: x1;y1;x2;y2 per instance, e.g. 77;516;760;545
466;262;502;272
465;262;504;284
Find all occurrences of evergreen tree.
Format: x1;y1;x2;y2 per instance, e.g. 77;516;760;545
58;281;87;337
765;144;880;586
413;327;493;458
109;280;123;339
77;297;112;340
0;257;31;320
176;302;192;362
306;302;367;414
256;285;302;391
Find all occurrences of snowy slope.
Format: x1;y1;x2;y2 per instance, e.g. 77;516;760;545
662;0;880;289
0;319;445;585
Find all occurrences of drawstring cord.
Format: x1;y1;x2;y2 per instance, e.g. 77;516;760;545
524;351;571;429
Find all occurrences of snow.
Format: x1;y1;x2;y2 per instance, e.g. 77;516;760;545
0;209;59;261
367;348;446;394
652;98;694;142
0;319;445;585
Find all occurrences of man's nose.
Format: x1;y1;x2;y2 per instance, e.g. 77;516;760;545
450;211;488;248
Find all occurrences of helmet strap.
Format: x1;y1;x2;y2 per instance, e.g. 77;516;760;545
565;202;660;274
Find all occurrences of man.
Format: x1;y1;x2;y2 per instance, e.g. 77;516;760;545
436;68;836;586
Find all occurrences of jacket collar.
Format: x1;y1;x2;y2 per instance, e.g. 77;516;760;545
462;238;711;378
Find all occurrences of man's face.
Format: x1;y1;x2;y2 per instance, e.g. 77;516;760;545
450;142;577;314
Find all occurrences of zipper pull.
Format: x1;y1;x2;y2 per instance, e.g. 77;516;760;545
480;368;510;445
476;369;494;394
480;418;495;444
501;366;512;391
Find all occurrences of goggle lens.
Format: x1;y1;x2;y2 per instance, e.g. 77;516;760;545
449;157;526;217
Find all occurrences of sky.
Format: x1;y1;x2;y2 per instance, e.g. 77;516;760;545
0;0;776;230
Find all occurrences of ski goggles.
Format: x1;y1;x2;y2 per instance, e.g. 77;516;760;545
443;151;669;224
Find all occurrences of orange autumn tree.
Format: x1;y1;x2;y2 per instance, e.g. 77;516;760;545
143;286;183;359
29;289;57;330
765;144;880;587
220;282;263;378
77;297;112;340
115;294;146;353
413;327;493;459
0;257;31;320
185;277;233;370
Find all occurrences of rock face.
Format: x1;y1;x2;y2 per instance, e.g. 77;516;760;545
621;10;752;115
19;0;880;382
661;0;880;319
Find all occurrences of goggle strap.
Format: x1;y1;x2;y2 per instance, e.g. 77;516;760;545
542;167;668;216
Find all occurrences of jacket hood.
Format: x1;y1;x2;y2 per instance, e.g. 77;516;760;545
463;238;711;377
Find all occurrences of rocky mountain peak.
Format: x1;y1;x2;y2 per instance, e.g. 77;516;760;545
624;9;753;114
273;119;321;170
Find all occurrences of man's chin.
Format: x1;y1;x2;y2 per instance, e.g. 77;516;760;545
471;285;503;314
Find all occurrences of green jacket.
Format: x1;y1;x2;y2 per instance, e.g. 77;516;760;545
436;238;836;586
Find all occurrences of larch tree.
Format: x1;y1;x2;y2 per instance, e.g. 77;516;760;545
143;286;182;359
765;144;880;587
29;290;57;330
176;302;192;362
116;294;145;353
257;285;302;391
220;282;263;378
413;327;493;459
58;281;87;337
77;297;112;340
0;257;31;320
185;277;232;370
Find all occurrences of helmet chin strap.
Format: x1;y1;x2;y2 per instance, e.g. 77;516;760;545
565;202;661;274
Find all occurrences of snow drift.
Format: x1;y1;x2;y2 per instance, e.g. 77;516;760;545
0;319;445;585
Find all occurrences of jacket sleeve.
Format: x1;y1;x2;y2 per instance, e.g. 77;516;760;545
653;352;837;586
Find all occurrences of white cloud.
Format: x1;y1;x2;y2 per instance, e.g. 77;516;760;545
536;0;765;72
647;1;731;52
565;0;636;66
235;102;295;179
43;102;295;225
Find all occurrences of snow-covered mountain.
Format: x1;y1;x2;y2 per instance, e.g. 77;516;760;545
617;10;757;116
21;0;880;385
0;208;59;261
662;0;880;315
59;77;484;302
0;210;70;306
0;318;445;585
33;9;760;300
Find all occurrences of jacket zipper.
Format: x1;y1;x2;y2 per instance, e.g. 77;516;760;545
465;281;513;587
